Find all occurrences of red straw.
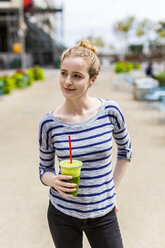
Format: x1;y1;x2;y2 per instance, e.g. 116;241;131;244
68;136;72;164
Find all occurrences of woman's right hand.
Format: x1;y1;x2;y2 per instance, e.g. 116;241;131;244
52;174;77;198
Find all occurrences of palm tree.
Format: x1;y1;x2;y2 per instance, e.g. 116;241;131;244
156;21;165;38
136;19;154;57
113;16;135;58
155;21;165;67
85;36;105;48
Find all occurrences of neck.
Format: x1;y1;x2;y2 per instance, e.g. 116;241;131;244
64;96;93;115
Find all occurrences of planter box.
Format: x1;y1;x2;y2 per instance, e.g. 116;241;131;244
17;75;29;88
0;81;4;95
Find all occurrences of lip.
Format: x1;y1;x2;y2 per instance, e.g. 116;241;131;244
64;88;75;92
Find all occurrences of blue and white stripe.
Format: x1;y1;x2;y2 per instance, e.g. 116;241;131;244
38;99;132;219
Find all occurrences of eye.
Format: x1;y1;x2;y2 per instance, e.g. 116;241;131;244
61;71;67;76
73;74;81;79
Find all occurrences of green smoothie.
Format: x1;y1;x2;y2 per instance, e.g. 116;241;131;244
59;160;82;197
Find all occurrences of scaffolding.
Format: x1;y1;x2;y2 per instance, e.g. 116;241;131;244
0;1;64;68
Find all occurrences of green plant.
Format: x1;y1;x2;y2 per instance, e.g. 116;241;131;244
26;69;35;85
125;62;133;72
33;66;44;80
0;80;4;94
114;62;125;73
114;61;133;73
12;73;29;89
0;75;14;94
154;71;165;86
133;62;141;69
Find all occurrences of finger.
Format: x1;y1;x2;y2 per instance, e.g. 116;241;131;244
58;185;76;193
60;181;77;188
57;175;73;180
58;189;74;198
56;179;76;188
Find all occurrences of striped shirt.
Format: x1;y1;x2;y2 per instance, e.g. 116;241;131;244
38;99;132;219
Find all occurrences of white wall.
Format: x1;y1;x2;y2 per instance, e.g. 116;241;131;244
0;0;20;9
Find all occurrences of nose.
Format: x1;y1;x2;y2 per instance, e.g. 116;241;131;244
65;76;72;86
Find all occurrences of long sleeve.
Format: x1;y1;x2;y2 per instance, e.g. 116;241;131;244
38;119;56;185
38;100;131;219
108;101;132;161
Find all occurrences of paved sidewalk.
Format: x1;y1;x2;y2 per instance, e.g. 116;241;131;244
0;68;165;248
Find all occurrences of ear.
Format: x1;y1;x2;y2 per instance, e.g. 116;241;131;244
89;76;97;87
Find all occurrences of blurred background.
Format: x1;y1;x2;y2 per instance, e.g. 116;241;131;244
0;1;165;248
0;0;165;69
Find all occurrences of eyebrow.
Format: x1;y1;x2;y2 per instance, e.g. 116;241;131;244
61;69;83;74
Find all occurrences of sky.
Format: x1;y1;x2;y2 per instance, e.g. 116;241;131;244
55;0;165;49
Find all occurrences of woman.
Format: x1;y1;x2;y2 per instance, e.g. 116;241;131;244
39;40;132;248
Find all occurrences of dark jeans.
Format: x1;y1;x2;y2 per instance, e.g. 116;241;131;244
47;201;123;248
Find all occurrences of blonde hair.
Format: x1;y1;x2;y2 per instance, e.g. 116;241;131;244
61;40;101;78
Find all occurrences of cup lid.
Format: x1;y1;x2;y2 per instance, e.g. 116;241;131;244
59;160;82;168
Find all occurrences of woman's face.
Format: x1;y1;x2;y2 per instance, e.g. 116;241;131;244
60;56;94;99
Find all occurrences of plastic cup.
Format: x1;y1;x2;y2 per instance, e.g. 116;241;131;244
59;160;82;197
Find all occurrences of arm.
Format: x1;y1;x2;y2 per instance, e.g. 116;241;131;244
108;101;132;211
113;159;130;213
113;158;130;191
39;120;76;197
42;172;77;197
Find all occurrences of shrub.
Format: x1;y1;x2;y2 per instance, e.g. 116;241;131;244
12;72;29;88
33;66;44;80
0;66;45;95
114;62;125;73
114;61;134;73
125;62;133;72
154;71;165;86
26;69;35;85
0;80;4;95
133;62;141;70
12;69;31;88
0;75;14;94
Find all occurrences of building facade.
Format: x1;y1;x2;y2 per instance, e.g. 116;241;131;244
0;0;64;68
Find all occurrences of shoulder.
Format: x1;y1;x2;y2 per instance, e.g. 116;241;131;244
103;99;125;122
39;112;55;131
103;99;121;112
